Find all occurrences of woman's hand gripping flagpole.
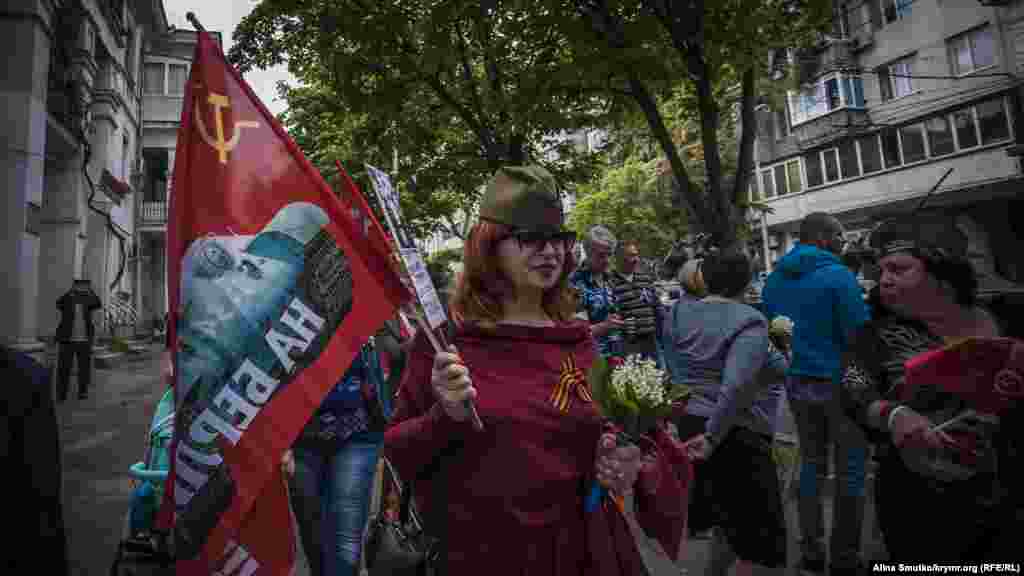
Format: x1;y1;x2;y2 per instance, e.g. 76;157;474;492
343;160;484;432
414;309;485;430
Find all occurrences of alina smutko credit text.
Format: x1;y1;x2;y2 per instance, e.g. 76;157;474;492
873;565;1021;574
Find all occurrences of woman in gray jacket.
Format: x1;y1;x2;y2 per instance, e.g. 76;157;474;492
662;250;787;576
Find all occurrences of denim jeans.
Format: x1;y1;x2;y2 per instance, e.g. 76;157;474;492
790;388;867;569
289;431;382;576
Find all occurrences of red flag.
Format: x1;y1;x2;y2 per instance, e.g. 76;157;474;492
902;337;1024;415
335;160;394;256
160;30;409;574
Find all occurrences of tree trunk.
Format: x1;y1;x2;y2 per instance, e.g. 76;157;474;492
625;71;703;229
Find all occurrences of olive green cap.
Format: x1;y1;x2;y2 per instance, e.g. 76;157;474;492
478;166;564;233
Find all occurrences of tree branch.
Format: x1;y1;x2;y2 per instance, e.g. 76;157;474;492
384;21;497;168
454;19;501;166
478;5;509;129
732;64;756;208
624;69;702;227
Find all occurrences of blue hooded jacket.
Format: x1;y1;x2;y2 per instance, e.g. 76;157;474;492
762;244;868;399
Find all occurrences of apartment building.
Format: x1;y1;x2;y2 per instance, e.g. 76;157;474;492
1;0;169;360
751;0;1024;295
136;28;220;332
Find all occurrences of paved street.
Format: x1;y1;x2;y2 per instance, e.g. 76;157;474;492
61;356;883;576
59;349;169;576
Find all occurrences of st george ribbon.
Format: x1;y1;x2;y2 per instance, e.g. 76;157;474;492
159;26;409;575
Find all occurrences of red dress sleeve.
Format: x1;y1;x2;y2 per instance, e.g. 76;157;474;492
633;426;690;558
383;331;474;482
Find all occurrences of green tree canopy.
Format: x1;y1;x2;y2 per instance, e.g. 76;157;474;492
568;156;687;260
562;0;831;250
230;0;622;239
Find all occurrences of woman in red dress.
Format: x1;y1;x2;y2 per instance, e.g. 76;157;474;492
384;166;688;575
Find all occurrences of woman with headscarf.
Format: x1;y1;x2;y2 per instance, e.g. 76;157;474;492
838;213;1022;561
383;166;688;575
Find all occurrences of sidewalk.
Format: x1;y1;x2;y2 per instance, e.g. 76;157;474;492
58;347;167;576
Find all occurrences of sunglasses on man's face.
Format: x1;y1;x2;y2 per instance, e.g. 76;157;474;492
502;229;577;251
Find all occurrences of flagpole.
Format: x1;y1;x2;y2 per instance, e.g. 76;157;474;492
185;12;207;33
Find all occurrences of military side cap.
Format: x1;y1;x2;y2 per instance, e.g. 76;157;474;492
479;166;564;233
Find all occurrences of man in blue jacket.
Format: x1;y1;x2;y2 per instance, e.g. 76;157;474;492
762;212;869;576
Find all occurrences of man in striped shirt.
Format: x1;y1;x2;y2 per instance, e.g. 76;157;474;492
610;240;660;364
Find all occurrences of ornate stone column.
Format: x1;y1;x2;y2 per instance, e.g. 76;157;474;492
0;1;55;359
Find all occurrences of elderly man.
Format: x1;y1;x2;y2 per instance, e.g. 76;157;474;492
610;240;660;364
569;225;624;357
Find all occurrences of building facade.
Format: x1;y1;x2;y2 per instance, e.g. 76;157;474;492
751;0;1024;295
2;0;170;360
136;28;219;332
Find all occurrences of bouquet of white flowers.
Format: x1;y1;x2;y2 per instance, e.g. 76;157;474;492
584;354;687;515
589;354;687;441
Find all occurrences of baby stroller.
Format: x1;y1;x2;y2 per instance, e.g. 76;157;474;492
110;386;175;575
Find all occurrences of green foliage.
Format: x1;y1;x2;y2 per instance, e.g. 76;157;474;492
231;0;620;239
567;156;686;260
425;247;462;288
562;0;832;248
586;355;689;438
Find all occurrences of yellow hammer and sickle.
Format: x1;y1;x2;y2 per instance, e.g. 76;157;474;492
195;92;260;164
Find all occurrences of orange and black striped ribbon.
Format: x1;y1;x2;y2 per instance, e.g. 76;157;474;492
551;354;593;413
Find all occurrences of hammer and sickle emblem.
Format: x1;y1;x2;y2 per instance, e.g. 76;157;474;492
195;92;260;164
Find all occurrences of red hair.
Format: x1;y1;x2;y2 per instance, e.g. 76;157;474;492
450;221;578;327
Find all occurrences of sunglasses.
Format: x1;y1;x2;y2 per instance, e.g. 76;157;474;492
501;228;577;251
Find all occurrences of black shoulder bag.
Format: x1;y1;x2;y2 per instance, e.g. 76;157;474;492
364;438;463;576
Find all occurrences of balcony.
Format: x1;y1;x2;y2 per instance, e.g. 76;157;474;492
794;108;871;150
140;202;168;226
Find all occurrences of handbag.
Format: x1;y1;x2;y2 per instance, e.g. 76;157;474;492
364;439;463;576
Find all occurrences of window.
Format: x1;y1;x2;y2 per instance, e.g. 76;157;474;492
879;55;914;101
926;116;955;156
842;77;866;108
881;0;912;24
805;151;824;187
789;73;866;125
899;124;926;163
839;140;860;178
761;170;775;198
125;32;135;83
168;64;187;95
953;108;979;149
881;127;901;168
823;148;841;181
145;63;165;95
977;98;1010;144
825;78;841;110
122;134;130;180
786;160;803;193
859;134;883;173
950;26;996;76
847;1;872;37
774;164;789;196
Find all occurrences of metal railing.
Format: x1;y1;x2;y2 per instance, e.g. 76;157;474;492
141;201;168;224
102;297;140;338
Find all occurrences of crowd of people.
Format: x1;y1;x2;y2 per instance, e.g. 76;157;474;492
9;164;1022;575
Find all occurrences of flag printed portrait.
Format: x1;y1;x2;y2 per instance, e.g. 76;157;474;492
164;29;408;575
